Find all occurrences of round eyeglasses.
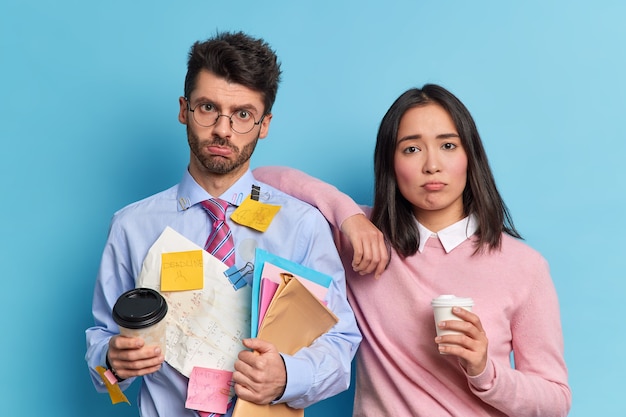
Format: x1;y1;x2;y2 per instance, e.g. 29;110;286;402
185;98;266;134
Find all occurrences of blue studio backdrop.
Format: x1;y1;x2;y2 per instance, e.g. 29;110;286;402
1;1;624;416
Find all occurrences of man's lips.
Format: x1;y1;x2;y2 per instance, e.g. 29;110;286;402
206;145;232;157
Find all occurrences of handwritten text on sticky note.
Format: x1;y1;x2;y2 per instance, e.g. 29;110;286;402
185;367;233;414
231;196;280;232
161;250;204;291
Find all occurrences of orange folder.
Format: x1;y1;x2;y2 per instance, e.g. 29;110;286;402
232;275;339;417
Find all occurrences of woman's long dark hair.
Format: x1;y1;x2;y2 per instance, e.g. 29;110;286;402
370;84;521;258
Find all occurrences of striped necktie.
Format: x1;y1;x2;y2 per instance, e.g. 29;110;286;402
201;198;235;267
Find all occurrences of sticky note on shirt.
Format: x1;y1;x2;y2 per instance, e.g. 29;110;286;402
231;196;280;232
161;250;204;291
185;367;233;414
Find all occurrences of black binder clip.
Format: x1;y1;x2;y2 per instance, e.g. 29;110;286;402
251;184;261;201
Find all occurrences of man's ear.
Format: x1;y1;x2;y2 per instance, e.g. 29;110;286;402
178;97;188;124
259;113;272;139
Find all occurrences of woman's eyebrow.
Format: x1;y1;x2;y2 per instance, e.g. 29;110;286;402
397;134;422;142
436;133;460;139
397;132;459;142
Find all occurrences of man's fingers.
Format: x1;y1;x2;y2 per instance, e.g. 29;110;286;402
109;335;144;350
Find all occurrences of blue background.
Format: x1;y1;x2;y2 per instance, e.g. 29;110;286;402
1;1;623;416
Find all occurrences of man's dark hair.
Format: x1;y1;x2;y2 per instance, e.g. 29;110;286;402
184;31;282;114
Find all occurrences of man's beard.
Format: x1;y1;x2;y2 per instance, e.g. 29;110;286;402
187;127;258;175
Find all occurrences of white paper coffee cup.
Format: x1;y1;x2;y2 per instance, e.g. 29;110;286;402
113;288;168;353
431;294;474;337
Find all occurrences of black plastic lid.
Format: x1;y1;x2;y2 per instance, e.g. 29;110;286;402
112;288;168;329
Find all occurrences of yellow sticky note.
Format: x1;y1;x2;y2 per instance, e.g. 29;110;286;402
161;250;204;291
231;196;280;232
95;366;130;405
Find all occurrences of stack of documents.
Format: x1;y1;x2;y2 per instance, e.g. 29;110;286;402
232;249;339;417
136;229;338;416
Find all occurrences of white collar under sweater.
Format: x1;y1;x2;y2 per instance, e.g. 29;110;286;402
416;215;478;254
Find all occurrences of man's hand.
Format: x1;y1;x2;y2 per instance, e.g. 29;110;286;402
233;338;287;404
106;335;164;380
340;214;389;279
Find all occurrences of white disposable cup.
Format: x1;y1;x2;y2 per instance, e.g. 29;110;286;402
118;319;168;353
431;294;474;338
113;288;168;353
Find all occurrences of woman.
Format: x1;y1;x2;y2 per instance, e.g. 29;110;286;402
254;84;571;416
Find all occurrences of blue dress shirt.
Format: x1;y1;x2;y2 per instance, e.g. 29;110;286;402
85;169;361;416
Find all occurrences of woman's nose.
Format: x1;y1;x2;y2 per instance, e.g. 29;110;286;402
423;151;441;174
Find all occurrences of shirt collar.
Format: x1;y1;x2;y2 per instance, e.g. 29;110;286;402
416;215;478;253
176;168;257;211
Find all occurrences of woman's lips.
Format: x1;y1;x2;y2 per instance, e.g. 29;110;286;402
422;182;445;191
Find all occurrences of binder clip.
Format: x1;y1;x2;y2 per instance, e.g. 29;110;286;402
251;184;261;201
223;262;254;290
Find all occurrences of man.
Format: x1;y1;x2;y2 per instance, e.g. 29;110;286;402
85;31;360;416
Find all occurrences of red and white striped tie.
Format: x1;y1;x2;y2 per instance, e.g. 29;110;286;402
201;198;235;267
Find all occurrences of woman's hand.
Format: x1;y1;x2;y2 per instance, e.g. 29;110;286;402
435;307;489;376
340;214;389;279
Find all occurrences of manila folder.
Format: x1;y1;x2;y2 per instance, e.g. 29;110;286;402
232;277;339;417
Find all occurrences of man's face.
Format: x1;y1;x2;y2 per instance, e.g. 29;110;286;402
179;70;272;180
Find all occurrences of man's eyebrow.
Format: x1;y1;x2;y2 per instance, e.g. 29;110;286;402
189;95;212;103
233;103;260;112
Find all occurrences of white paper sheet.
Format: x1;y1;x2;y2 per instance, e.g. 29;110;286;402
137;226;251;378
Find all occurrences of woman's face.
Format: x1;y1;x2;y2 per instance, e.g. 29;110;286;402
393;103;468;231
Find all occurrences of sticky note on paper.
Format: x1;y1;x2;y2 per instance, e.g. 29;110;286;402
185;367;233;414
161;250;204;291
231;196;280;232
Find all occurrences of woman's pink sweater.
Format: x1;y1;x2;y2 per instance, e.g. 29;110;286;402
254;166;571;416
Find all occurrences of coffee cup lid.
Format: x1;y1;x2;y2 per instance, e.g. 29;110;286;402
113;288;168;329
431;294;474;307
